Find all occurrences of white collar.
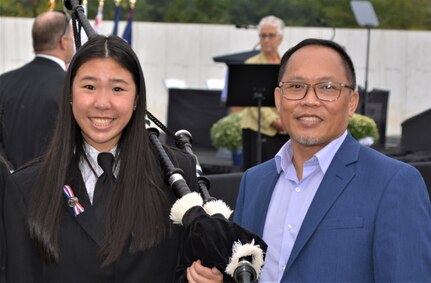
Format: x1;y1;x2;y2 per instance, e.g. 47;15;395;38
36;54;67;71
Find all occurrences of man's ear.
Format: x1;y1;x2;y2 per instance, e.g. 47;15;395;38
59;34;68;50
348;91;360;117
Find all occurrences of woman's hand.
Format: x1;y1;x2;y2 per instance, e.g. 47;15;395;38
186;260;223;283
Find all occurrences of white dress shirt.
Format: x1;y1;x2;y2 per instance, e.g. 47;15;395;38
79;143;118;204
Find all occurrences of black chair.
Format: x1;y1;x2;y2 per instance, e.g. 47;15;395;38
205;172;243;211
401;108;431;153
409;161;431;200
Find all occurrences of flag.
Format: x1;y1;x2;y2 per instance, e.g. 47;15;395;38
93;1;104;34
122;1;135;46
112;0;121;36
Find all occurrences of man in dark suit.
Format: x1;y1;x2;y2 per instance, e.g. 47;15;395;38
0;10;74;169
233;39;431;282
0;157;10;283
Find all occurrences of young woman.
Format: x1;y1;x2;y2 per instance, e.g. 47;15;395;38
4;35;223;282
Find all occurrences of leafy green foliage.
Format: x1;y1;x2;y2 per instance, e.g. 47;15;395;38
348;113;379;142
1;0;430;30
210;111;380;150
210;111;243;151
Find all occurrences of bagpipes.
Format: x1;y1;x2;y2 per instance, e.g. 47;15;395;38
64;1;267;281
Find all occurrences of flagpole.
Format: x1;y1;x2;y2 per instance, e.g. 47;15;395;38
49;0;55;11
122;0;136;46
112;0;122;36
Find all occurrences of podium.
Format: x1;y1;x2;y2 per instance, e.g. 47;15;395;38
226;64;279;107
226;64;280;164
213;50;260;64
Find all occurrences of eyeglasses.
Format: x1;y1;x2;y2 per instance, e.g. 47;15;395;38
278;81;354;102
259;33;278;40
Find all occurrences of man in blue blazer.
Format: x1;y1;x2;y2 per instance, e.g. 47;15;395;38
234;38;431;282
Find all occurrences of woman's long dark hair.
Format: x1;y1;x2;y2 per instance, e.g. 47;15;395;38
27;35;171;265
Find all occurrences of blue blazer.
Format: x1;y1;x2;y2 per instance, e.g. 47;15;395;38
234;134;431;282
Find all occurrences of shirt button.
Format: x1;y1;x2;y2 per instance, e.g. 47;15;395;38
287;224;293;230
295;187;301;192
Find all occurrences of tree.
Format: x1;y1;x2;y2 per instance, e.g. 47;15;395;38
1;0;430;30
373;0;431;30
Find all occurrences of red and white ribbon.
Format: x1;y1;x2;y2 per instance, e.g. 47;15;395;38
63;185;85;216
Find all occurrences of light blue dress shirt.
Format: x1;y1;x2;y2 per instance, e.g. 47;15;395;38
259;131;348;282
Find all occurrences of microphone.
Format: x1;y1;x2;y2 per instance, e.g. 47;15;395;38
235;24;257;29
315;17;336;41
316;17;328;26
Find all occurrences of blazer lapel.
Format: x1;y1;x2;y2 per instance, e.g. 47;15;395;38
63;161;105;247
285;134;360;271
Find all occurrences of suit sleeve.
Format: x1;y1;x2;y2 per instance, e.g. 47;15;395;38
0;102;7;161
4;175;43;283
373;165;431;281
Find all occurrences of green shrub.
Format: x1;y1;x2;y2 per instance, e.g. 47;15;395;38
211;112;379;150
348;113;379;144
210;111;243;151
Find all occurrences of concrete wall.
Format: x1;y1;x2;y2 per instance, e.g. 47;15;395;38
1;16;430;137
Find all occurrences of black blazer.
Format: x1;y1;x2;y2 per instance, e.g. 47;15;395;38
4;147;198;283
0;57;66;169
0;160;10;283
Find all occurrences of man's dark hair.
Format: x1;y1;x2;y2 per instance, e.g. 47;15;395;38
278;38;356;89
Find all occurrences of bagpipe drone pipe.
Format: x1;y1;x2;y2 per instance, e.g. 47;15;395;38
64;1;267;281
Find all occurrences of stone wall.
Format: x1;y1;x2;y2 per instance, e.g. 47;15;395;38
1;16;430;137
